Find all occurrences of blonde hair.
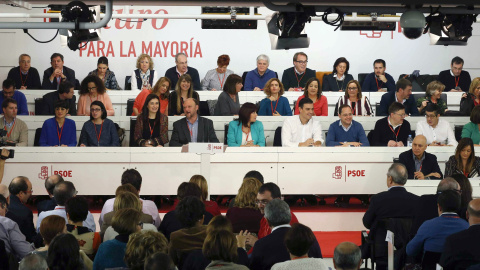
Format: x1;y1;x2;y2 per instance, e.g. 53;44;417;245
136;54;154;70
111;208;142;235
469;77;480;95
234;177;262;209
189;174;208;201
426;80;445;97
124;231;168;270
263;78;285;97
113;192;142;212
344;80;363;99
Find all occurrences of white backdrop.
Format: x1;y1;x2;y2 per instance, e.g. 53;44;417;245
1;4;480;89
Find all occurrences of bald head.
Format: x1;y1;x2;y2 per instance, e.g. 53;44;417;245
45;174;64;196
183;98;199;121
437;177;460;193
412;135;427;158
467;198;480;225
0;184;8;198
333;242;362;270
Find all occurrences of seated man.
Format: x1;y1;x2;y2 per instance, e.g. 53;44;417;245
371;102;412;147
415;103;457;147
333;242;363;270
170;98;219;146
361;59;396;92
281;52;316;91
438;56;471;92
407;190;469;257
6;176;37;243
164;52;201;90
244;54;277;91
42;53;76;90
281;98;323;147
0;98;28;146
39;81;77;116
326;104;369;147
7;54;41;89
398;135;443;179
378;78;418;116
0;79;28;115
37;174;64;216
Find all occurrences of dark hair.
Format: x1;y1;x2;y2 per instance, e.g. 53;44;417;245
53;181;76;206
450;173;473;211
373;59;386;68
58;81;74;95
333;57;350;74
236;102;257;128
175;74;194;112
388;102;405;115
2;79;15;89
121;169;142;191
202;230;238;262
50;53;64;62
206;215;233;234
2;98;17;109
302;77;321;99
8;176;29;196
79;75;106;95
451;56;464;66
144;252;176;270
455;138;475;174
470;105;480;124
54;99;69;110
285;223;316;257
177;182;202;201
141;94;161;125
396;78;412;92
339;104;352;115
89;100;107;120
425;103;440;116
244;170;264;184
97;56;108;66
40;215;66;245
223;74;242;95
217;54;230;66
47;233;84;270
299;97;313;109
293;52;308;62
152;77;171;100
65;196;88;223
0;194;7;208
258;182;281;199
176;196;205;228
438;190;461;213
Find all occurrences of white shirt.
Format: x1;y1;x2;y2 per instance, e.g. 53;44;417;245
271;258;328;270
99;198;161;227
241;130;252;145
130;70;159;91
333;73;345;80
281;116;324;147
37;206;96;233
416;119;458;147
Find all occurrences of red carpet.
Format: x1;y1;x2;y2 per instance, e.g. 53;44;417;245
314;231;362;258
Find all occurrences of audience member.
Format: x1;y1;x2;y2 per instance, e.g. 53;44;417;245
326;104;369;147
6;176;37;243
371;102;412;147
134;94;169;147
214;74;242;116
131;54;159;91
165;52;201;90
294;77;328;116
378;78;418;116
168;74;200;116
19;253;48;270
450;173;473;220
38;100;76;146
281;52;316;91
7;54;41;89
323;57;354;92
282;98;323;147
335;80;373;116
47;233;92;270
0;98;28;146
271;223;328;270
417;80;448;115
398;135;443;179
333;242;362;270
42;53;76;90
438;56;471;92
460;77;480;116
133;76;171;116
362;59;396;92
144;252;176;270
226;177;263;233
258;78;292;116
203;230;250;270
202;54;234;91
0;79;28;115
244;54;277;91
462;105;480;145
227;170;265;208
170;98;219;146
415;103;457;146
190;174;221;216
77;75;114;116
444;138;480;177
88;56;121;90
33;215;66;259
39;81;77;116
79;100;120;146
66;196;100;256
227;102;265;147
124;230;168;270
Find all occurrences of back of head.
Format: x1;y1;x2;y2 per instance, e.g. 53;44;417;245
121;169;142;191
112;208;142;235
177;182;202;201
264;199;291;227
58;81;74;95
396;78;412;92
387;163;408;185
53;181;76;206
125;231;168;270
202;230;238;263
8;176;29;196
437;177;459;193
438;190;461;213
144;252;176;270
234;177;262;209
114;191;142;212
450;173;473;207
45;175;64;195
115;183;138;196
207;215;233;235
189;175;208;201
40;215;66;245
258;182;281;199
285;223;315;257
47;233;83;270
19;253;48;270
176;196;205;228
333;242;362;270
244;170;264;184
65;196;89;223
467;198;480;221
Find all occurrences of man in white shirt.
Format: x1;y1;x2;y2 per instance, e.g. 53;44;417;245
281;98;323;147
416;103;457;147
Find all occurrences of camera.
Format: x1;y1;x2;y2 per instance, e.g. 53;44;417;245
0;149;14;160
400;10;426;40
0;130;16;147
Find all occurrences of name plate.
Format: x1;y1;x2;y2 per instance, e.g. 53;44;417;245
186;143;225;153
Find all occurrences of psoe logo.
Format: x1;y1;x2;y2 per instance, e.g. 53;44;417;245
38;166;49;180
332;166;342;179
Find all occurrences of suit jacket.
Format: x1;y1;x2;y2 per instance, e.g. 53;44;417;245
398;149;443;180
42;66;76;90
6;195;37;243
378;90;419;116
227;120;265;147
440;225;480;270
170;116;219;146
411;194;439;235
40;91;77;116
249;226;322;270
36;197;57;217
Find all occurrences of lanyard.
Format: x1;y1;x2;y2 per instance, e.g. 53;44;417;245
19;70;28;87
243;127;250;144
4;119;16;138
270;99;279;115
454;76;460;88
148;119;156;138
187;122;194;137
294;70;306;87
388;117;401;142
56;121;65;146
375;77;384;90
217;72;226;89
463;169;469;177
93;121;104;146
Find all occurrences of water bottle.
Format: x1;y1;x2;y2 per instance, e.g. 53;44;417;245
407;135;413;147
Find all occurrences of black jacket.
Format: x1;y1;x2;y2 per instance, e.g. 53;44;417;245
40;91;77;116
165;66;201;90
6;195;37;243
42;66;76;90
170;116;219;146
411;194;439;235
398;149;443;180
371;117;412;146
378;90;419;116
440;225;480;270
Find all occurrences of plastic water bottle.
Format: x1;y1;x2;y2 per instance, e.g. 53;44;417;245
407;135;413;147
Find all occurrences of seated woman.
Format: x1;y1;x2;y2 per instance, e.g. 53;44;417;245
39;100;76;147
202;54;234;91
417;80;447;115
258;78;292;116
47;233;93;270
133;77;171;116
79;101;120;146
168;74;200;116
203;230;249;270
124;231;168;270
334;80;373;116
445;138;480;178
190;175;221;216
227;103;265;147
214;74;242;116
462;105;480;145
134;94;168;147
322;57;354;92
131;54;159;91
460;77;480;116
294;78;328;116
226;177;263;234
88;56;121;90
33;215;67;259
77;75;115;116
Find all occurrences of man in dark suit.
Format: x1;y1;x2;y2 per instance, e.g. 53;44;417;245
42;53;76;90
440;198;480;269
249;199;322;270
378;78;419;116
6;176;37;243
37;174;64;217
170;98;219;146
164;53;201;90
39;81;76;116
398;135;443;180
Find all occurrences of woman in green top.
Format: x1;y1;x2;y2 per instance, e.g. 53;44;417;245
462;105;480;145
417;80;448;115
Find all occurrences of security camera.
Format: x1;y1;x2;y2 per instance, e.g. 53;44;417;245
400;10;426;40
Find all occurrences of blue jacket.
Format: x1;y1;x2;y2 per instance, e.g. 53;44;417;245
39;117;77;146
227;120;265;147
244;68;276;91
258;96;292;116
362;72;396;92
326;120;370;146
378;90;419;116
0;91;28;115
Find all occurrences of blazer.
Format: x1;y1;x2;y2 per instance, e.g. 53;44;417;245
444;155;480;178
41;66;76;90
227;120;265;147
440;225;480;270
40;91;77;116
398;149;443;179
6;195;37;243
377;90;419;116
36;198;57;217
411;194;439;235
170;116;219;146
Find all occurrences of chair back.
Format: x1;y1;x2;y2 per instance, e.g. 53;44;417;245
34;98;44;115
454;125;464;142
129;117;137;147
421;251;442;270
125;76;132;90
358;73;369;88
315;71;332;88
241;71;248;90
34;128;42;146
224;123;229;145
126;98;135;116
273;126;282;146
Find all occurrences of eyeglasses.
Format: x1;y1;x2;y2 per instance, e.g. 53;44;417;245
25;189;33;194
425;114;437;119
347;87;358;91
295;61;308;65
255;200;270;206
87;87;97;91
394;113;406;117
91;108;102;112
